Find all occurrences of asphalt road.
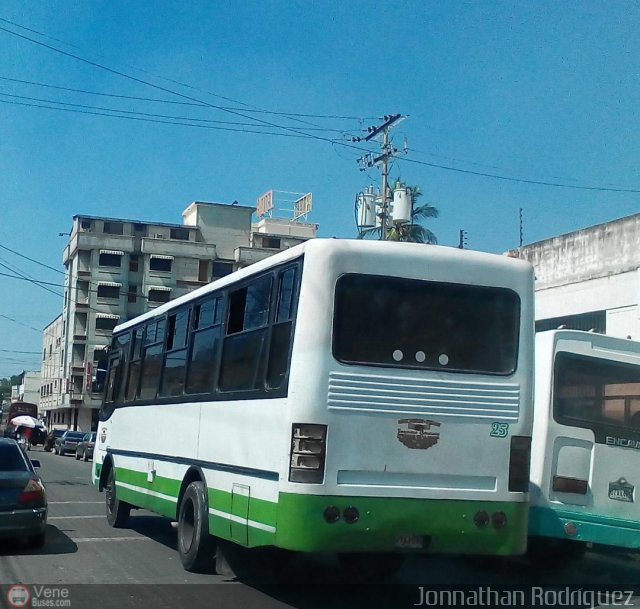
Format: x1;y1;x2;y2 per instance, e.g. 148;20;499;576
0;447;638;609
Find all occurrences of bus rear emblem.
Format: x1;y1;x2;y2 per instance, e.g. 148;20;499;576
397;419;441;450
608;478;634;503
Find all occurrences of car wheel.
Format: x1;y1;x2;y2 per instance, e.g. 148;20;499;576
27;532;46;548
177;481;215;573
105;466;131;528
83;450;89;462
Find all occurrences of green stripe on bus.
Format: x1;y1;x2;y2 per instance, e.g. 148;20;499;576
275;493;528;555
115;467;182;497
529;506;640;549
107;462;527;554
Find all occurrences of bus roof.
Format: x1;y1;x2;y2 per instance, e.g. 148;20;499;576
536;329;640;355
114;238;533;334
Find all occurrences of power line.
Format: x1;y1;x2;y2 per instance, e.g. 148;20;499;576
397;155;640;194
0;99;325;140
0;313;41;333
3;21;638;195
0;242;65;275
0;91;359;135
408;146;638;192
0;24;352;145
0;75;376;120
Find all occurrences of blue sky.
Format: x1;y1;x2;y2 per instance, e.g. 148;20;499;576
0;1;639;377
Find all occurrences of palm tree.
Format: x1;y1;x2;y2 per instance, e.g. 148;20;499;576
358;180;439;243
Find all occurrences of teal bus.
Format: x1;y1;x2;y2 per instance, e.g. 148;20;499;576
530;330;640;551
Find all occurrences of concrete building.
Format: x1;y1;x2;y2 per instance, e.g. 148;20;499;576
40;315;64;423
44;200;317;431
11;370;41;407
508;212;640;339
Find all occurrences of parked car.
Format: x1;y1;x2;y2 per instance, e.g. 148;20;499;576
0;438;47;547
43;429;66;452
54;431;85;456
75;432;97;462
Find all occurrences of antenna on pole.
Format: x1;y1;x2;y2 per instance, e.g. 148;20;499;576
519;207;524;247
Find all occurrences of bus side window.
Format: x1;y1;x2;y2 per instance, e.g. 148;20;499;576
104;356;120;404
267;267;297;389
160;308;190;398
125;326;144;402
185;297;222;395
138;319;166;400
219;276;272;392
114;332;131;404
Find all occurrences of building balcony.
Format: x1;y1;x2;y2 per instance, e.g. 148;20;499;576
234;246;278;266
64;233;136;264
141;237;216;259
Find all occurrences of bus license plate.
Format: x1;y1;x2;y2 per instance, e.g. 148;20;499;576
394;534;424;549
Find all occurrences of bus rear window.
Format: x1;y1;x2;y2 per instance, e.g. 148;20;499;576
554;353;640;430
333;274;520;375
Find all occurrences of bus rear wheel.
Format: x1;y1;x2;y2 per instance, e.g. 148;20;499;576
177;481;215;573
105;466;131;528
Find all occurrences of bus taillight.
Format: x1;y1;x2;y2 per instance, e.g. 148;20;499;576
289;423;327;484
508;436;531;492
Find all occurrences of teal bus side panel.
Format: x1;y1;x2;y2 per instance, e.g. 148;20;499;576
529;506;640;549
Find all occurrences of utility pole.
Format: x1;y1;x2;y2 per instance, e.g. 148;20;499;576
356;114;403;240
458;229;468;249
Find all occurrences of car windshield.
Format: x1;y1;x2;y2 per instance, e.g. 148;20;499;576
64;432;85;440
0;443;29;472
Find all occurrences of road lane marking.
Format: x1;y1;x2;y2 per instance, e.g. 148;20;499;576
48;501;103;504
48;515;104;520
71;536;152;542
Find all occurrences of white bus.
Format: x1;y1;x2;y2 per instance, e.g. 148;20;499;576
92;238;535;574
530;330;640;552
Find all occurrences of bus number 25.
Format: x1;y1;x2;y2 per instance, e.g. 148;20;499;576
490;422;509;438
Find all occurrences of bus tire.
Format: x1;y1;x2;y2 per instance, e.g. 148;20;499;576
177;481;215;573
105;466;131;528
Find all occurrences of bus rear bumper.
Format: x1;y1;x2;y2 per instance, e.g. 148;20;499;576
275;493;528;555
529;506;640;549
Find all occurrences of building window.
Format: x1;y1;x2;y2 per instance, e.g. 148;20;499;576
129;255;139;273
99;252;122;268
212;261;233;279
263;237;281;249
148;288;171;304
97;284;121;299
128;285;137;303
103;222;124;235
198;260;209;283
150;257;172;273
95;316;119;332
170;228;190;241
133;223;146;236
81;219;92;230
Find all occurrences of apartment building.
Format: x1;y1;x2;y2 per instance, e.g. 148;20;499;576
40;315;64;422
508;212;640;339
43;200;317;431
11;370;41;408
